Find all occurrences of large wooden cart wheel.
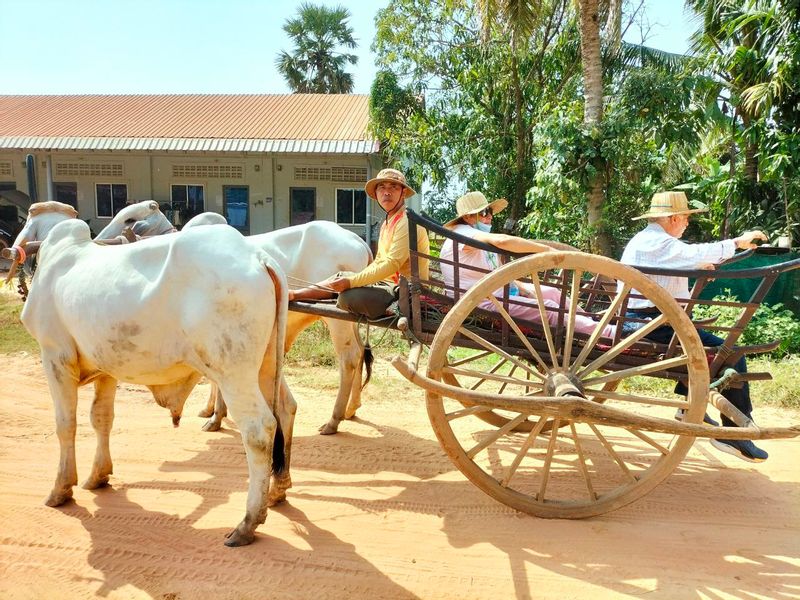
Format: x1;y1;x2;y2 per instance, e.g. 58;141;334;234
426;252;709;518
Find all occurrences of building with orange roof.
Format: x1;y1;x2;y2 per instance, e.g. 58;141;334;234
0;94;404;242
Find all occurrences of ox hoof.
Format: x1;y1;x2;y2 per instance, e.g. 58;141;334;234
344;403;360;420
81;475;110;490
202;417;222;432
45;489;74;507
197;407;214;418
319;421;339;435
267;491;287;507
224;528;255;547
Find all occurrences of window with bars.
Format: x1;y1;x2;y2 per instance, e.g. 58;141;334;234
56;162;123;177
96;183;128;217
335;188;367;225
172;164;243;179
294;166;367;183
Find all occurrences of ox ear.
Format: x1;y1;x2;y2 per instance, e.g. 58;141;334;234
148;201;159;211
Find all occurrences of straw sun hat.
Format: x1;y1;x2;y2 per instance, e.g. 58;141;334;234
364;168;416;200
444;191;508;227
633;191;708;220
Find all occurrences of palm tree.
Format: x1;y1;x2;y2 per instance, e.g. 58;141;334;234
276;3;359;94
478;0;617;254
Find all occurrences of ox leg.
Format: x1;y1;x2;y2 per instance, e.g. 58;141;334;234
269;377;296;506
220;382;276;547
42;353;79;507
83;375;117;490
200;384;227;432
197;385;216;418
319;320;363;435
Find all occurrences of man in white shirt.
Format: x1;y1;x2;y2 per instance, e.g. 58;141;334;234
621;191;768;462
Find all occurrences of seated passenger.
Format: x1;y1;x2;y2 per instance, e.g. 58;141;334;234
289;168;430;319
440;191;615;338
621;190;768;462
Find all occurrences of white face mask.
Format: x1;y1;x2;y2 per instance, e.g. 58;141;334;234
474;221;492;232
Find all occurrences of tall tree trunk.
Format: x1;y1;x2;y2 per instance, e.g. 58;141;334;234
512;51;525;225
578;0;613;255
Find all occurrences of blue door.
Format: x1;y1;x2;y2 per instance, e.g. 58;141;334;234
223;186;249;234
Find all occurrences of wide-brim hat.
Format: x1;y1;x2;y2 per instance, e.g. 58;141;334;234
365;168;416;200
633;191;708;220
444;191;508;227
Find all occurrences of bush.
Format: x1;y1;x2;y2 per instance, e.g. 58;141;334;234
693;290;800;356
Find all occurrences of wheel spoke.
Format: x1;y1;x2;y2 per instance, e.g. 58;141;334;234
562;270;583;369
449;350;493;367
569;421;597;500
582;355;690;387
468;357;509;391
570;283;631;374
498;363;519;394
528;272;559;368
485;294;552;372
466;412;530;459
500;415;550;487
538;418;562;501
626;428;670;455
445;404;497;421
576;314;669;378
455;327;545;381
585;387;690;409
587;424;637;483
443;365;542;389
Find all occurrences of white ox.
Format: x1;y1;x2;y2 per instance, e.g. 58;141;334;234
184;214;373;435
17;210;294;547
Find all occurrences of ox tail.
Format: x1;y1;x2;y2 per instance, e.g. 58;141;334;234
361;344;373;389
272;423;286;475
264;254;288;412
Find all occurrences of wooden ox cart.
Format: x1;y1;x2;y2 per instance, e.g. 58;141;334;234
291;210;800;518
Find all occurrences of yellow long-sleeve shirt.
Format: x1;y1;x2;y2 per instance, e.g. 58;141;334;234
347;210;430;288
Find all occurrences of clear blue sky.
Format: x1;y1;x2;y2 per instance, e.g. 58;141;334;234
0;0;697;95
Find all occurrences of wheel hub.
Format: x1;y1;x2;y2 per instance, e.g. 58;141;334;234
543;370;586;398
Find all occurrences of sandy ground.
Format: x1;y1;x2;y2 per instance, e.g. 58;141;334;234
1;351;799;600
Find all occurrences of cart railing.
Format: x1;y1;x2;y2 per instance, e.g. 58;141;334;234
404;209;800;388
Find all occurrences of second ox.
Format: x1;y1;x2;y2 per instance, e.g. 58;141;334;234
182;214;373;435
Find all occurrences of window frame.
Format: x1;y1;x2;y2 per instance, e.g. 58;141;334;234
95;183;128;218
289;186;317;226
334;187;367;226
170;183;205;220
54;181;78;209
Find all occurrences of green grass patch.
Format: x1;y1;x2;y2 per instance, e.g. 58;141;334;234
0;285;38;354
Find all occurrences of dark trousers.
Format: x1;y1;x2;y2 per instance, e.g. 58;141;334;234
337;281;398;320
624;311;752;427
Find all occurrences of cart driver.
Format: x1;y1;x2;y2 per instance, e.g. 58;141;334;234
288;168;430;319
620;191;768;462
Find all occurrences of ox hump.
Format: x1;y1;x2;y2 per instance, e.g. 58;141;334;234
47;218;93;245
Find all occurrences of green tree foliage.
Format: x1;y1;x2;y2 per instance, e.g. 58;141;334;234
276;3;358;93
370;0;800;256
685;0;800;242
372;0;582;224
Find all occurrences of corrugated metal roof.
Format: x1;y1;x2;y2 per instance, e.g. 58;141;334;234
0;136;379;153
0;95;378;153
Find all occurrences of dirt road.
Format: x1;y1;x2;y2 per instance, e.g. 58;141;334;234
1;352;798;599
